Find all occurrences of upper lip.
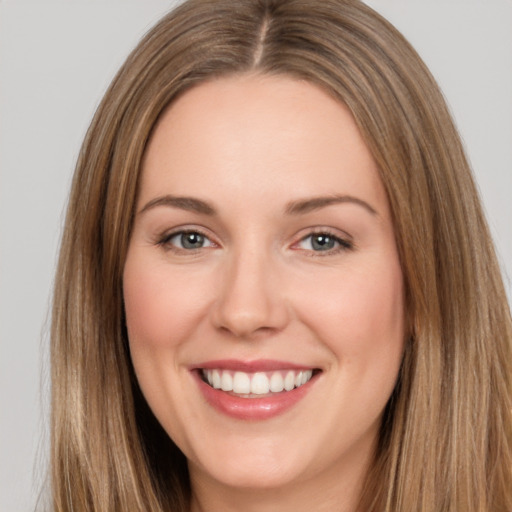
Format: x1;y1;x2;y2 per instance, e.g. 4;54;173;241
192;359;319;372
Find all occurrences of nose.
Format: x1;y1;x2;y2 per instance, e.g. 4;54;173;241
211;248;290;339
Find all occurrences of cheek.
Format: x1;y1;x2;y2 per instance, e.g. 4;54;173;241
123;254;210;351
122;253;205;434
312;257;405;433
298;256;405;361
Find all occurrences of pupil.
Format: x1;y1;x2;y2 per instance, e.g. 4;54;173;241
182;232;204;249
312;234;335;251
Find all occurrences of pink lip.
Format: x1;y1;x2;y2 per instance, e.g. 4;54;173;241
192;359;314;372
191;360;320;421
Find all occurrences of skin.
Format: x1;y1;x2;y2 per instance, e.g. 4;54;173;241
123;74;405;512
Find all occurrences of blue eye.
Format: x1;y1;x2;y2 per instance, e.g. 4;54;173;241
310;233;336;251
164;231;214;250
298;232;352;252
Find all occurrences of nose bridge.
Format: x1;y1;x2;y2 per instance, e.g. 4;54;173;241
213;238;288;338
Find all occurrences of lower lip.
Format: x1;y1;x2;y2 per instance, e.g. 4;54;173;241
193;371;317;421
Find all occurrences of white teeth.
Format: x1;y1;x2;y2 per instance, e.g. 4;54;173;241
233;371;251;394
203;368;315;396
302;370;312;385
251;372;269;394
221;372;233;391
212;369;221;389
284;371;295;391
269;372;284;392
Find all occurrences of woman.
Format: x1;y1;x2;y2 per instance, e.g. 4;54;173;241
50;0;512;510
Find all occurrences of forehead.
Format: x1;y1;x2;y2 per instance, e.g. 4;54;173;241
140;74;388;216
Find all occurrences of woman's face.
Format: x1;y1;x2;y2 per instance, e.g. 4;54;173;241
124;74;405;495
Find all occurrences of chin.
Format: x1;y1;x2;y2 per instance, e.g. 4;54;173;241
201;462;302;490
188;440;311;491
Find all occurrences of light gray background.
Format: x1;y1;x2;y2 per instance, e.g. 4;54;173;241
1;1;511;510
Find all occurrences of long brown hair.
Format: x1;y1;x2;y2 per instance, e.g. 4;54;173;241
50;1;512;510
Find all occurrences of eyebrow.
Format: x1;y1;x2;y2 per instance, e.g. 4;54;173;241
139;195;216;216
138;193;377;217
285;195;378;216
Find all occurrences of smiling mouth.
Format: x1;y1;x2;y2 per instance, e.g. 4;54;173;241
200;368;319;397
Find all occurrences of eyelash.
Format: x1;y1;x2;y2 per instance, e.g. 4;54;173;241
293;229;353;256
157;228;215;252
156;228;354;255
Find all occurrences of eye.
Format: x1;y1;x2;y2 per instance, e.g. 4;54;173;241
160;230;215;250
296;232;352;253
